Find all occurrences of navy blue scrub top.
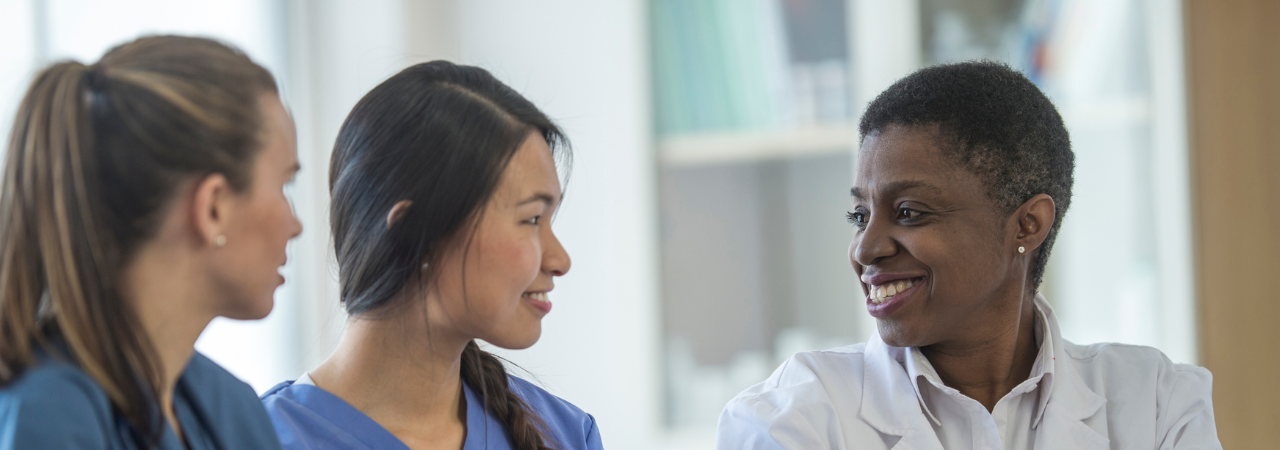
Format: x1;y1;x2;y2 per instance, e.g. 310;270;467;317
0;347;283;450
261;375;603;450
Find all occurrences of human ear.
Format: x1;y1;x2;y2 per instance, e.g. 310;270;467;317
1013;193;1056;255
191;174;231;248
386;200;413;228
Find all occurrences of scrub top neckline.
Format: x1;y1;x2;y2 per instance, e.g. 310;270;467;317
284;374;497;449
154;356;225;449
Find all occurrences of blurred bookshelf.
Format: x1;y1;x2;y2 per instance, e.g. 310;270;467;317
651;0;855;139
650;0;868;439
657;123;857;167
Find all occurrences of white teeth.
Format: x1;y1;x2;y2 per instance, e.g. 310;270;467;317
524;292;549;302
868;278;920;304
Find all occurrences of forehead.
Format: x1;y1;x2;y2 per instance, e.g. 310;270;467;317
496;131;561;198
853;125;969;199
257;94;297;165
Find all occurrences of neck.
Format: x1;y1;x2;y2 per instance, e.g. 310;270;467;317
920;291;1039;412
121;243;217;436
310;300;470;435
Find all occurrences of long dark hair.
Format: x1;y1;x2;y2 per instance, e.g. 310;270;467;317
0;36;277;440
329;61;568;450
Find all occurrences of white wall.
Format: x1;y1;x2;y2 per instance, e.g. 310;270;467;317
451;2;661;448
0;0;38;159
282;0;421;377
1142;0;1195;366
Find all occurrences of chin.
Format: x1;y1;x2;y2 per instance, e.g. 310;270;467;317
875;320;926;348
485;326;542;350
223;294;275;321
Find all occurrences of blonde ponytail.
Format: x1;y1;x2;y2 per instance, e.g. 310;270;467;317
0;36;277;441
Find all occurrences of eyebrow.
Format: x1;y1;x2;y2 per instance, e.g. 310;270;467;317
851;180;944;199
517;192;561;207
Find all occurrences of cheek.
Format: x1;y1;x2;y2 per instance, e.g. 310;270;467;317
499;237;541;289
469;231;541;299
232;194;294;286
250;199;290;252
848;239;864;290
908;224;1002;298
268;195;295;239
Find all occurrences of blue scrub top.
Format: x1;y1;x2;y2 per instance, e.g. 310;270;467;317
261;375;603;450
0;347;283;450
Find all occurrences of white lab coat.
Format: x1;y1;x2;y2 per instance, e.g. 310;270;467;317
716;295;1221;449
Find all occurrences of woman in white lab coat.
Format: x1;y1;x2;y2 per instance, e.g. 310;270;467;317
716;61;1221;450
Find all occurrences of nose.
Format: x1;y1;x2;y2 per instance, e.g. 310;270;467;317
542;228;571;277
288;204;303;240
852;213;897;267
848;239;858;269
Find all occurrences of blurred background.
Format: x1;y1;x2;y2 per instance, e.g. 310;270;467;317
0;0;1274;448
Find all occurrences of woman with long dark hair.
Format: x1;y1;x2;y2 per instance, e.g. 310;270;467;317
0;35;300;449
261;61;602;450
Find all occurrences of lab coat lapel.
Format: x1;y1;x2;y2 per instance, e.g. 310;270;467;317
860;334;945;450
1033;385;1108;449
1032;296;1110;450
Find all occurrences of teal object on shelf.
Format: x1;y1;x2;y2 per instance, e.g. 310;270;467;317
651;0;791;137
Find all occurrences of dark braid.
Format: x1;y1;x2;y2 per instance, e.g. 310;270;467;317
460;340;556;450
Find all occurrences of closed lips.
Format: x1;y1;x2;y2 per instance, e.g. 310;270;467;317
868;278;921;304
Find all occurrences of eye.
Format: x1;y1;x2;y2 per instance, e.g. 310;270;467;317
846;210;868;229
283;184;298;213
524;215;541;226
897;207;923;221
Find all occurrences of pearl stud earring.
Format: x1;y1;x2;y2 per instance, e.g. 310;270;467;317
215;235;227;247
1017;246;1025;254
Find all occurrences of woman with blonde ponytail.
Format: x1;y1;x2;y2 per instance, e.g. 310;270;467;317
0;35;300;449
261;61;603;450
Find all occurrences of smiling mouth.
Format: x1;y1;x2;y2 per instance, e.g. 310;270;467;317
868;277;923;304
522;291;552;314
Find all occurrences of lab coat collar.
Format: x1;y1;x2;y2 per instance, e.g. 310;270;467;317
1028;294;1057;428
902;346;945;427
858;294;1109;449
1033;294;1109;449
900;295;1058;428
859;335;926;437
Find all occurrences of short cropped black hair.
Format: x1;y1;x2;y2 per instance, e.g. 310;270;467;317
858;60;1074;290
